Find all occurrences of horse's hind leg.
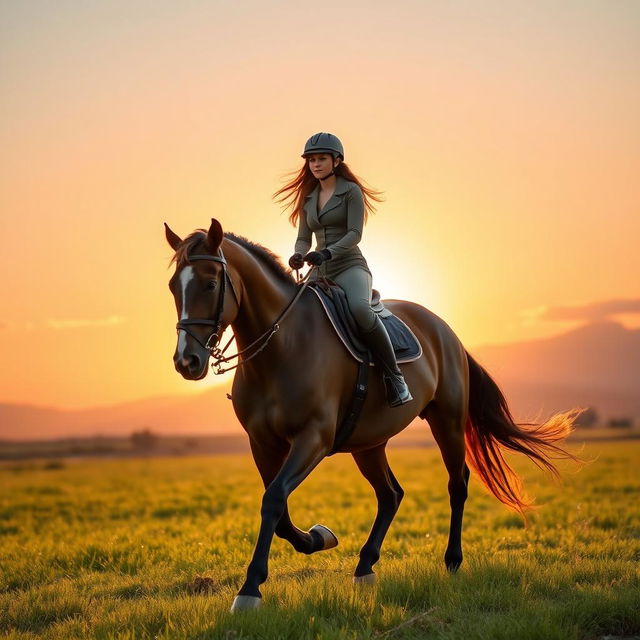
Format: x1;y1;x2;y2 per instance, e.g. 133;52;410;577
422;401;470;572
351;443;404;581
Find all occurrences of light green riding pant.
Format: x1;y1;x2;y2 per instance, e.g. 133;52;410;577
331;266;376;333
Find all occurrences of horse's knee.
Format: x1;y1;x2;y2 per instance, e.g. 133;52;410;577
261;484;287;522
389;472;404;503
392;485;404;511
376;485;404;512
392;488;403;512
274;519;290;539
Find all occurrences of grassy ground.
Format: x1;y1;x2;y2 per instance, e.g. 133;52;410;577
1;441;638;639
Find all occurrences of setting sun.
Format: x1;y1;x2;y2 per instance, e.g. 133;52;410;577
0;0;638;416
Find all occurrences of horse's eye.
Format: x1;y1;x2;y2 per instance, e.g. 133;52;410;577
207;280;217;291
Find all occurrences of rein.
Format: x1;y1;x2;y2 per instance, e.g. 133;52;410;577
176;250;315;375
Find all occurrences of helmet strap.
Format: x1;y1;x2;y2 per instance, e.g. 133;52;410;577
319;158;340;181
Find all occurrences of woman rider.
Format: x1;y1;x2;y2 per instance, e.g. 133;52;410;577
273;132;412;407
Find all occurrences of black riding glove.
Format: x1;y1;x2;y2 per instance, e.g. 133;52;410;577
304;249;332;266
288;253;305;269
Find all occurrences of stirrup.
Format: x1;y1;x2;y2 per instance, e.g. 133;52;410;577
383;372;413;407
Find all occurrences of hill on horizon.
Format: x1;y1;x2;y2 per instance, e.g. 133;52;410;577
470;321;639;422
1;321;638;441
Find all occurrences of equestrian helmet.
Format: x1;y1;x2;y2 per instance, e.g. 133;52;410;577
301;132;344;160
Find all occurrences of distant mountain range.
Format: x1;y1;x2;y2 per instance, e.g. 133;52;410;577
1;321;638;441
0;387;239;441
469;321;639;422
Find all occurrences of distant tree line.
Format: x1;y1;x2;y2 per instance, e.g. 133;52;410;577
574;408;634;429
130;428;159;450
129;429;202;453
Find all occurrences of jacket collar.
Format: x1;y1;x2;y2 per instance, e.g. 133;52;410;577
304;175;350;219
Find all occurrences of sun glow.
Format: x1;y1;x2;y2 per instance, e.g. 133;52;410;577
1;1;638;413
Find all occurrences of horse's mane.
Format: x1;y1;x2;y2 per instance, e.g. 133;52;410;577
170;229;295;287
225;232;295;286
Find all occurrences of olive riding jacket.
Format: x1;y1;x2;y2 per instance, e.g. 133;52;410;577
294;175;371;279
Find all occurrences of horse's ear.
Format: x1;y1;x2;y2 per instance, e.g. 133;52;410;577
164;223;182;251
207;218;224;253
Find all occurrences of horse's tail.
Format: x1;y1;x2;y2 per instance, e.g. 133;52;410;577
464;350;581;515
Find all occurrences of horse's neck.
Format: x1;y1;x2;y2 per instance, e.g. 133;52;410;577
228;245;297;351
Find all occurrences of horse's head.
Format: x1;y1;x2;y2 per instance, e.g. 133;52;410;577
165;218;239;380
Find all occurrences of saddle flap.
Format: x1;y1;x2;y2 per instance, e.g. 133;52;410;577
308;282;422;365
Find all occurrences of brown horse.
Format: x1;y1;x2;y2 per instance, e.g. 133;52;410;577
165;219;578;611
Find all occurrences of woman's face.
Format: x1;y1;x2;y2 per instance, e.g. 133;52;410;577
307;153;337;179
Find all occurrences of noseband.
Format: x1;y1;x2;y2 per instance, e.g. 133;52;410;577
175;250;239;353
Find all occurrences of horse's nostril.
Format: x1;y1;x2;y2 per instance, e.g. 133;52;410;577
188;354;202;372
175;353;202;374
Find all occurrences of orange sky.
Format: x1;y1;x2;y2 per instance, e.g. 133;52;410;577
1;1;638;409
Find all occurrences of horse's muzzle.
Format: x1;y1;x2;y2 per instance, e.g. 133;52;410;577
174;352;208;380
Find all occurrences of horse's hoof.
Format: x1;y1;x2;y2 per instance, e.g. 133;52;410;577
445;554;463;573
309;524;338;551
230;595;261;612
353;573;376;585
446;562;461;573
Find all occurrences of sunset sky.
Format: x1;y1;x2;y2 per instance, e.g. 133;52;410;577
1;0;638;409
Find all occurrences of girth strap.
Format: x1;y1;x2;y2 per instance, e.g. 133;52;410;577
328;351;370;455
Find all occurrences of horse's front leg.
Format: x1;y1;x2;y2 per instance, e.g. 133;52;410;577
249;439;338;555
232;430;329;611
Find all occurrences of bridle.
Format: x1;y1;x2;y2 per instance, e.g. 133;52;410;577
175;251;238;354
175;249;314;375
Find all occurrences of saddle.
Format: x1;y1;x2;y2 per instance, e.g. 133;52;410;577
307;280;422;455
307;281;422;365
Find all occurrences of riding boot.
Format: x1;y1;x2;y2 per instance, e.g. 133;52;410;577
361;316;413;407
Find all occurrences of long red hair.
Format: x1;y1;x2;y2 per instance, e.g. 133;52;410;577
273;159;385;226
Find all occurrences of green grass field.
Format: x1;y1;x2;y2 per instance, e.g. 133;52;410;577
1;441;639;639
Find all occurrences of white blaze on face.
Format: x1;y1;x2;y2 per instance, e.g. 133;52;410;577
177;266;195;358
